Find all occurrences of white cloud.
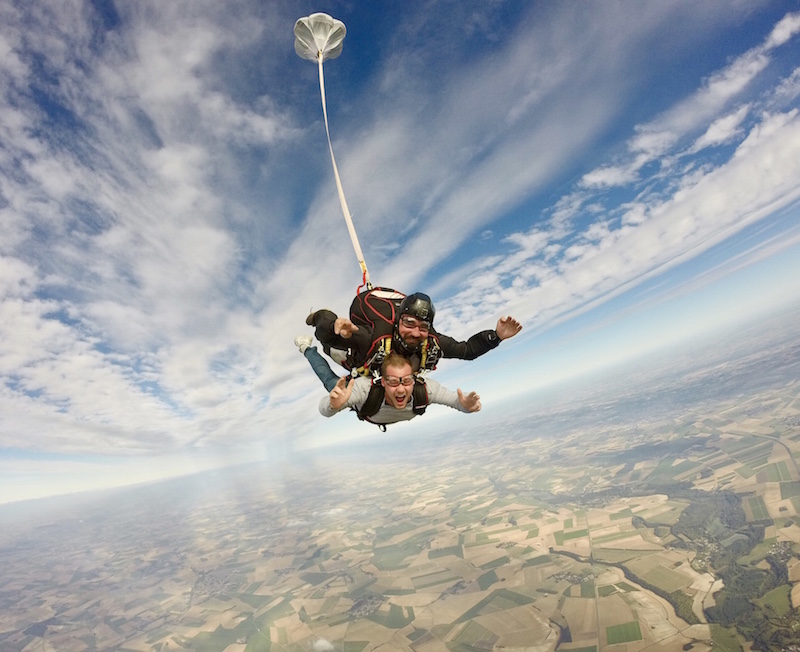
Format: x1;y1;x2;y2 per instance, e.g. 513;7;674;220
580;12;800;189
580;161;641;189
765;11;800;48
774;67;800;103
690;105;751;152
439;108;800;339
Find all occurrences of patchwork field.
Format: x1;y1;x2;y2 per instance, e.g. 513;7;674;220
2;343;800;651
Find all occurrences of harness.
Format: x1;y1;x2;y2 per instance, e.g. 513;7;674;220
355;334;442;377
355;376;430;431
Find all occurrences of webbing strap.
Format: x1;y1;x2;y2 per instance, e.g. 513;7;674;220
317;55;371;289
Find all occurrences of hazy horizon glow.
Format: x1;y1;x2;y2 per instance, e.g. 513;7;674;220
1;1;799;503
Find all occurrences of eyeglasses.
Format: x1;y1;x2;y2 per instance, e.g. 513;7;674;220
383;375;414;387
399;316;430;332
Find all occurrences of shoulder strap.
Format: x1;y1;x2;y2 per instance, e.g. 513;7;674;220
412;377;429;415
352;380;389;432
419;335;441;372
356;379;386;419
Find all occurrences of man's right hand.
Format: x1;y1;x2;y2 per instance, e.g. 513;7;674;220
329;376;355;410
334;318;360;339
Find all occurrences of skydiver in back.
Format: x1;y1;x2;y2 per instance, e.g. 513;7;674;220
305;292;521;376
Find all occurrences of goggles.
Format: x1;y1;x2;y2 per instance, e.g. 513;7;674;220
399;315;430;332
383;375;414;387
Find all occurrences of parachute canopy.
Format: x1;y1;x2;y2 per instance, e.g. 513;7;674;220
294;13;346;63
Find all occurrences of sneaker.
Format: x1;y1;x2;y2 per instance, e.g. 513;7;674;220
294;335;313;353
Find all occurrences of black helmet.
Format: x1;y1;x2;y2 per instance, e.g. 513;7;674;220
398;292;435;324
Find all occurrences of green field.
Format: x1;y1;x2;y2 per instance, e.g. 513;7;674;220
411;570;459;589
780;481;800;499
455;589;534;623
592;530;640;543
480;556;509;570
428;545;463;559
606;621;642;644
747;496;770;521
755;584;792;617
643;565;691;592
478;570;499;591
554;528;589;545
452;620;498;651
709;623;743;652
343;642;369;652
368;604;414;629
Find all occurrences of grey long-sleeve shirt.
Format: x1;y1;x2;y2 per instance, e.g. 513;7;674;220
319;377;469;425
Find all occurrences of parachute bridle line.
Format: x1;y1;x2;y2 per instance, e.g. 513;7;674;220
315;52;372;293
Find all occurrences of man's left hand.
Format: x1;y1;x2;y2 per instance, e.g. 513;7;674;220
457;389;481;413
495;316;522;340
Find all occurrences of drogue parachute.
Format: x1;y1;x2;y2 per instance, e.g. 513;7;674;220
294;13;371;291
293;13;346;63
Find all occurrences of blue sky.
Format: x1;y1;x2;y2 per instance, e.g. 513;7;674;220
2;1;800;504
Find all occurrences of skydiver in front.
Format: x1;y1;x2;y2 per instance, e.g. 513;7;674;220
294;341;481;428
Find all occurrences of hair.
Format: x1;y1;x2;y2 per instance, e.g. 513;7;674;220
381;352;412;377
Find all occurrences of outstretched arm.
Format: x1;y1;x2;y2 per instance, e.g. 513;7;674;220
495;316;522;340
457;388;481;412
423;378;481;414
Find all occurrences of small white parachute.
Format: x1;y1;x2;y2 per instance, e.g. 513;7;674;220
294;13;371;289
293;12;346;63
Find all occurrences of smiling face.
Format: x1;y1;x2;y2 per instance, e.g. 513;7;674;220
381;360;414;409
396;315;430;349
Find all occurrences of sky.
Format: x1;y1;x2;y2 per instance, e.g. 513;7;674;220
2;0;800;505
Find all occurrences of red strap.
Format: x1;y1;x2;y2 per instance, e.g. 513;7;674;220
356;269;372;294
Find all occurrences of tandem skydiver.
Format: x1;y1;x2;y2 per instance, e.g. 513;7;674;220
292;343;481;428
304;291;521;376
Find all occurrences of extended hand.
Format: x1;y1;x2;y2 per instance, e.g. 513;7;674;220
329;376;355;410
495;316;522;340
334;318;359;339
457;389;481;413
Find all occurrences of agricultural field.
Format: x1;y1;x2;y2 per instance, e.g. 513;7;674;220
2;347;800;650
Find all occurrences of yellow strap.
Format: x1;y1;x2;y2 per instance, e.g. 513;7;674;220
419;338;428;369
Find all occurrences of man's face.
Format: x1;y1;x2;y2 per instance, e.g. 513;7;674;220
396;315;430;349
381;362;414;408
